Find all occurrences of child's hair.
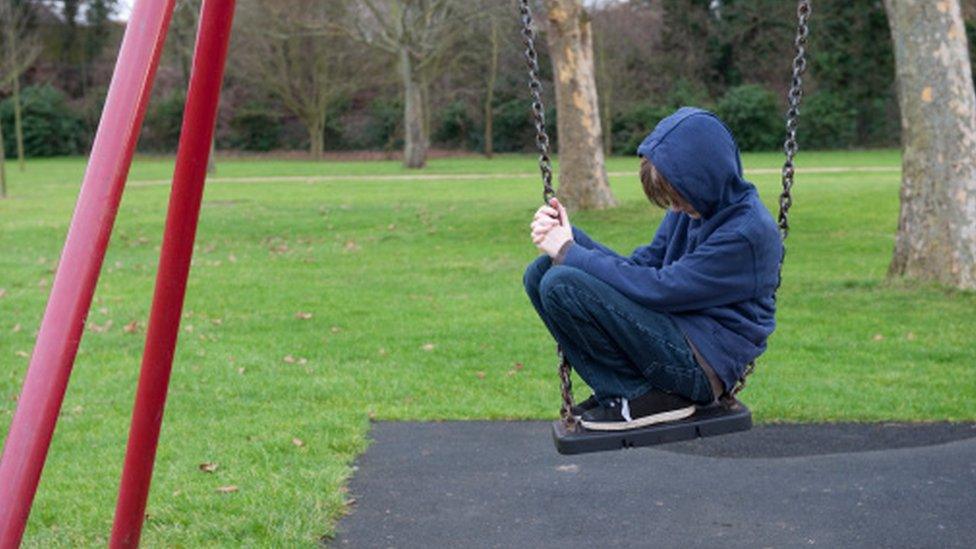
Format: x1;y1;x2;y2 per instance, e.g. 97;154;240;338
639;157;689;210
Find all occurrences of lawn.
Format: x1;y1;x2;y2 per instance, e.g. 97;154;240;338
0;150;973;546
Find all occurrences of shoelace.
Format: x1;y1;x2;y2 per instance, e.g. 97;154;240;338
607;398;633;422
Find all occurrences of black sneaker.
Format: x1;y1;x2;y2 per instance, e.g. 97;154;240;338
579;389;696;431
570;394;600;419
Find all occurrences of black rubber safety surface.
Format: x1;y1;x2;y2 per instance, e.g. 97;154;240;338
334;421;976;548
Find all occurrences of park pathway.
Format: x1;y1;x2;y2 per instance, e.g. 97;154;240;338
128;166;900;188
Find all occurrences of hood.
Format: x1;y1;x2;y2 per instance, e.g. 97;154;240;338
636;107;752;219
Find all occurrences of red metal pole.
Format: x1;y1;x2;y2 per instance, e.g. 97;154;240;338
109;1;236;546
0;1;175;546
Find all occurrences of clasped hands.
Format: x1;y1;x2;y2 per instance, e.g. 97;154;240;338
530;197;573;258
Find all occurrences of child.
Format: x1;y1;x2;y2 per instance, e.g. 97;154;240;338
524;107;782;431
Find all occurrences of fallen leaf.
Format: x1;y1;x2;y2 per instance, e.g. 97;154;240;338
0;288;6;298
292;438;304;447
421;343;435;352
555;464;579;473
37;278;48;288
295;312;313;320
184;324;194;333
475;371;485;379
283;355;296;364
16;351;29;358
343;240;360;252
237;367;245;375
215;485;238;494
872;334;884;341
330;326;342;333
88;320;113;333
514;362;524;371
298;357;308;365
199;462;218;473
124;321;140;334
12;324;21;333
905;332;917;341
377;348;388;356
211;318;223;325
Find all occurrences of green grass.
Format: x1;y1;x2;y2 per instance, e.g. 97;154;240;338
0;150;973;546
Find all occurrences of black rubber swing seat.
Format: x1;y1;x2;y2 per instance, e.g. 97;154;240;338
551;398;752;455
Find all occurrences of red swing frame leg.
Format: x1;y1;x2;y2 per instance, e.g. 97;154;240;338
0;1;176;546
109;1;236;547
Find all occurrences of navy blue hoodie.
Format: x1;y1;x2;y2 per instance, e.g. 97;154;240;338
561;107;782;393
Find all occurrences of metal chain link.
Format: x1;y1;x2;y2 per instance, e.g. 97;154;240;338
518;0;557;205
518;0;575;427
730;0;810;399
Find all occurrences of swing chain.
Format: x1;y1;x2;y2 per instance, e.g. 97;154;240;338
778;0;810;243
518;0;557;205
519;0;575;427
731;0;810;399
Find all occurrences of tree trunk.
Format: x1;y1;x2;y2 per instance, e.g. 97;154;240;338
544;0;616;211
12;72;25;172
207;138;217;174
308;116;325;160
484;17;498;159
0;116;7;199
884;0;976;290
400;49;427;168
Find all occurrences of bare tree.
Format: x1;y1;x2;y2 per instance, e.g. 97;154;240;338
884;0;976;290
485;15;500;158
1;0;41;174
236;0;353;159
348;0;461;168
543;0;616;210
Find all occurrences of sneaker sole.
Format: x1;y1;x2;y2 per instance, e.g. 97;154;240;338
580;405;696;432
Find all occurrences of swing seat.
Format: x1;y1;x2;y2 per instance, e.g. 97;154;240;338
551;398;752;455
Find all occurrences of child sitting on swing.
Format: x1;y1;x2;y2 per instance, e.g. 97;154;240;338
524;107;782;431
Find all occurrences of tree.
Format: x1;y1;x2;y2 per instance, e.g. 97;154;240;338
236;0;354;159
543;0;616;210
0;0;41;177
484;14;500;158
884;0;976;290
349;0;461;168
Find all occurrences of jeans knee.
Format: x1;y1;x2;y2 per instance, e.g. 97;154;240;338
523;254;552;296
538;265;590;310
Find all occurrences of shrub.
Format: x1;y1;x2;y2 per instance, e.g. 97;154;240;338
362;98;402;151
610;103;671;155
490;97;557;153
432;100;479;150
802;91;858;150
715;84;781;151
228;102;282;152
140;91;186;152
0;85;88;157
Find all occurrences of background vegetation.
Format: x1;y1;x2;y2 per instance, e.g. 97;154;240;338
4;0;976;159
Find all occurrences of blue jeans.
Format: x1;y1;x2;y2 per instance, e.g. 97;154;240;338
523;255;715;405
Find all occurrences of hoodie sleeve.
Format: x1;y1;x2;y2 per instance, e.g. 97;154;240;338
570;225;626;259
560;226;757;312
